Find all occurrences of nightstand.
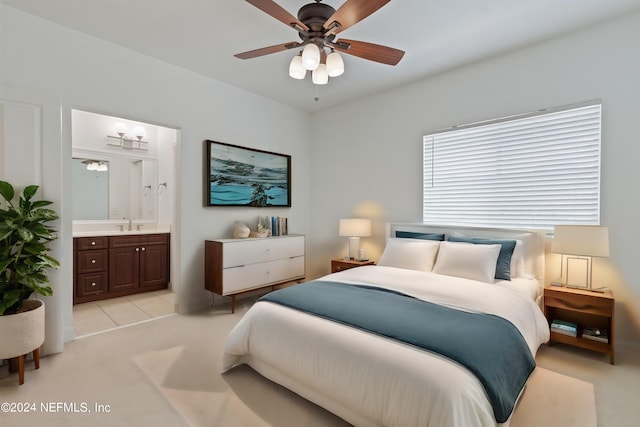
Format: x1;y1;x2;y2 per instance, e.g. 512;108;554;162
331;258;375;273
543;286;615;364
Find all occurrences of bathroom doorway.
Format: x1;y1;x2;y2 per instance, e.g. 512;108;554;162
71;109;179;337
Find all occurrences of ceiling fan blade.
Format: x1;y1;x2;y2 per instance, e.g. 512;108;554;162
246;0;309;31
234;42;301;59
334;39;404;65
324;0;390;34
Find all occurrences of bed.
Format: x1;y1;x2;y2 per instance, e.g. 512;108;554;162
222;224;550;427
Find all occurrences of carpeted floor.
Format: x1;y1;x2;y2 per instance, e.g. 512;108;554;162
4;295;633;426
134;345;595;427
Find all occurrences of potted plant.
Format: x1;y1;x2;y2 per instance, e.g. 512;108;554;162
0;180;59;384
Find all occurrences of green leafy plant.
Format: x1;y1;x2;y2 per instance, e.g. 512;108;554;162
0;180;59;315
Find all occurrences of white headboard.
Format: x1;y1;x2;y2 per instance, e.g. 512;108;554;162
386;223;546;281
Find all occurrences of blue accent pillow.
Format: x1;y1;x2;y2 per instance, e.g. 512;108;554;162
447;237;517;280
395;231;445;241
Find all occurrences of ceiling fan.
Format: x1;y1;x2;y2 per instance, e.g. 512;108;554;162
234;0;404;84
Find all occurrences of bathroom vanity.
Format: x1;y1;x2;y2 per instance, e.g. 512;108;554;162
73;227;170;304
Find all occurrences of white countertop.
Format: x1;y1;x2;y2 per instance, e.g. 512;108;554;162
73;229;169;237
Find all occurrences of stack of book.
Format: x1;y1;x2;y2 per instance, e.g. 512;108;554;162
550;319;578;337
262;216;288;237
582;327;609;343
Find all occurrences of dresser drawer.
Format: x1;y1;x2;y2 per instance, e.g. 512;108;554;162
222;256;305;294
222;235;304;267
76;249;108;273
76;236;109;250
76;271;108;297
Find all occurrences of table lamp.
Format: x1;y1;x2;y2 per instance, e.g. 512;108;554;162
551;225;609;289
339;218;371;260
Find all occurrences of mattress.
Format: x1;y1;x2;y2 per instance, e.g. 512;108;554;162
223;266;550;427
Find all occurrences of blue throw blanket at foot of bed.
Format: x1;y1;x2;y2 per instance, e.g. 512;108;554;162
260;280;535;423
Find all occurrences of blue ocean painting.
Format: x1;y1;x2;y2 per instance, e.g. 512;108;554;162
209;143;289;206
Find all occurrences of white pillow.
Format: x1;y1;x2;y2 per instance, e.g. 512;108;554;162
432;241;501;283
449;231;526;279
377;238;440;272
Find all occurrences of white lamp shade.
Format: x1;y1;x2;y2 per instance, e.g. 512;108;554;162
339;218;372;237
312;64;329;85
302;44;320;70
326;51;344;77
133;125;147;140
114;122;127;137
552;225;609;257
289;55;306;79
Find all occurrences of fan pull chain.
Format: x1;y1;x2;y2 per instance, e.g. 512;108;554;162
314;84;320;102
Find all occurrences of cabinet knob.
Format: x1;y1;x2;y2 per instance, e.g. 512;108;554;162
141;247;146;251
91;241;96;246
91;259;96;264
136;248;140;252
91;282;96;287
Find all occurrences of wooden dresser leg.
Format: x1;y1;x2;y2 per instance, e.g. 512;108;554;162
231;295;236;314
18;354;25;385
33;347;41;370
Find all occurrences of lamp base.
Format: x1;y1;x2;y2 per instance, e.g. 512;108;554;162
348;237;360;260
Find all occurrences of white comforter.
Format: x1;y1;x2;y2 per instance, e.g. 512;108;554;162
222;266;550;427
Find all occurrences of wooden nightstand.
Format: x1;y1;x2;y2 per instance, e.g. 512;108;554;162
331;258;375;273
543;286;615;364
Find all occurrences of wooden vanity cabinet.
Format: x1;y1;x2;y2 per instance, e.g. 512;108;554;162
73;233;169;304
109;233;169;293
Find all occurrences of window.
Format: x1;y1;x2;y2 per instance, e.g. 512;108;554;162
423;101;601;230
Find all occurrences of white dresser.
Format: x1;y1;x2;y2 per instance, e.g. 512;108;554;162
204;234;305;312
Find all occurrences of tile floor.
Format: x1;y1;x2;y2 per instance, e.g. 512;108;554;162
72;290;176;338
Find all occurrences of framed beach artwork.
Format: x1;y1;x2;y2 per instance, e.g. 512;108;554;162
205;140;291;207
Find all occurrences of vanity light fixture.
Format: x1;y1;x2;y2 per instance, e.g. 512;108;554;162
81;160;108;172
107;123;149;151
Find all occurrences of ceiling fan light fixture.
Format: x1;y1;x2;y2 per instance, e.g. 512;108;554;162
302;43;321;70
326;51;344;77
289;55;306;79
312;63;329;85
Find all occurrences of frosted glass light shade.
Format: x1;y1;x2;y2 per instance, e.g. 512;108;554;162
114;122;127;137
312;64;329;85
133;126;147;141
302;44;320;70
289;55;306;79
326;51;344;77
552;225;609;257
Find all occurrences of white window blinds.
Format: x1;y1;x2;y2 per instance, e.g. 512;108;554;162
423;102;601;230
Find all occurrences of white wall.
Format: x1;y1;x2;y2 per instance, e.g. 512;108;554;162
0;4;312;353
311;11;640;346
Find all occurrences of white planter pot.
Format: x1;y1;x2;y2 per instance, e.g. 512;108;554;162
0;299;45;359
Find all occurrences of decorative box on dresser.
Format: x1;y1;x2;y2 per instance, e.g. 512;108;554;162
544;286;615;364
331;258;375;273
204;234;305;313
73;233;170;304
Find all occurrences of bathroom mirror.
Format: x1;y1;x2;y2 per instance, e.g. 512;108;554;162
72;151;157;221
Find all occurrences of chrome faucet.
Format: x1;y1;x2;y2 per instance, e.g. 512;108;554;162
128;217;133;231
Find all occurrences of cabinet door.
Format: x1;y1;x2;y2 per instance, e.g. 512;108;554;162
109;246;140;292
140;244;168;288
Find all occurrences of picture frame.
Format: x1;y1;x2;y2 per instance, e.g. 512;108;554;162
205;140;291;207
